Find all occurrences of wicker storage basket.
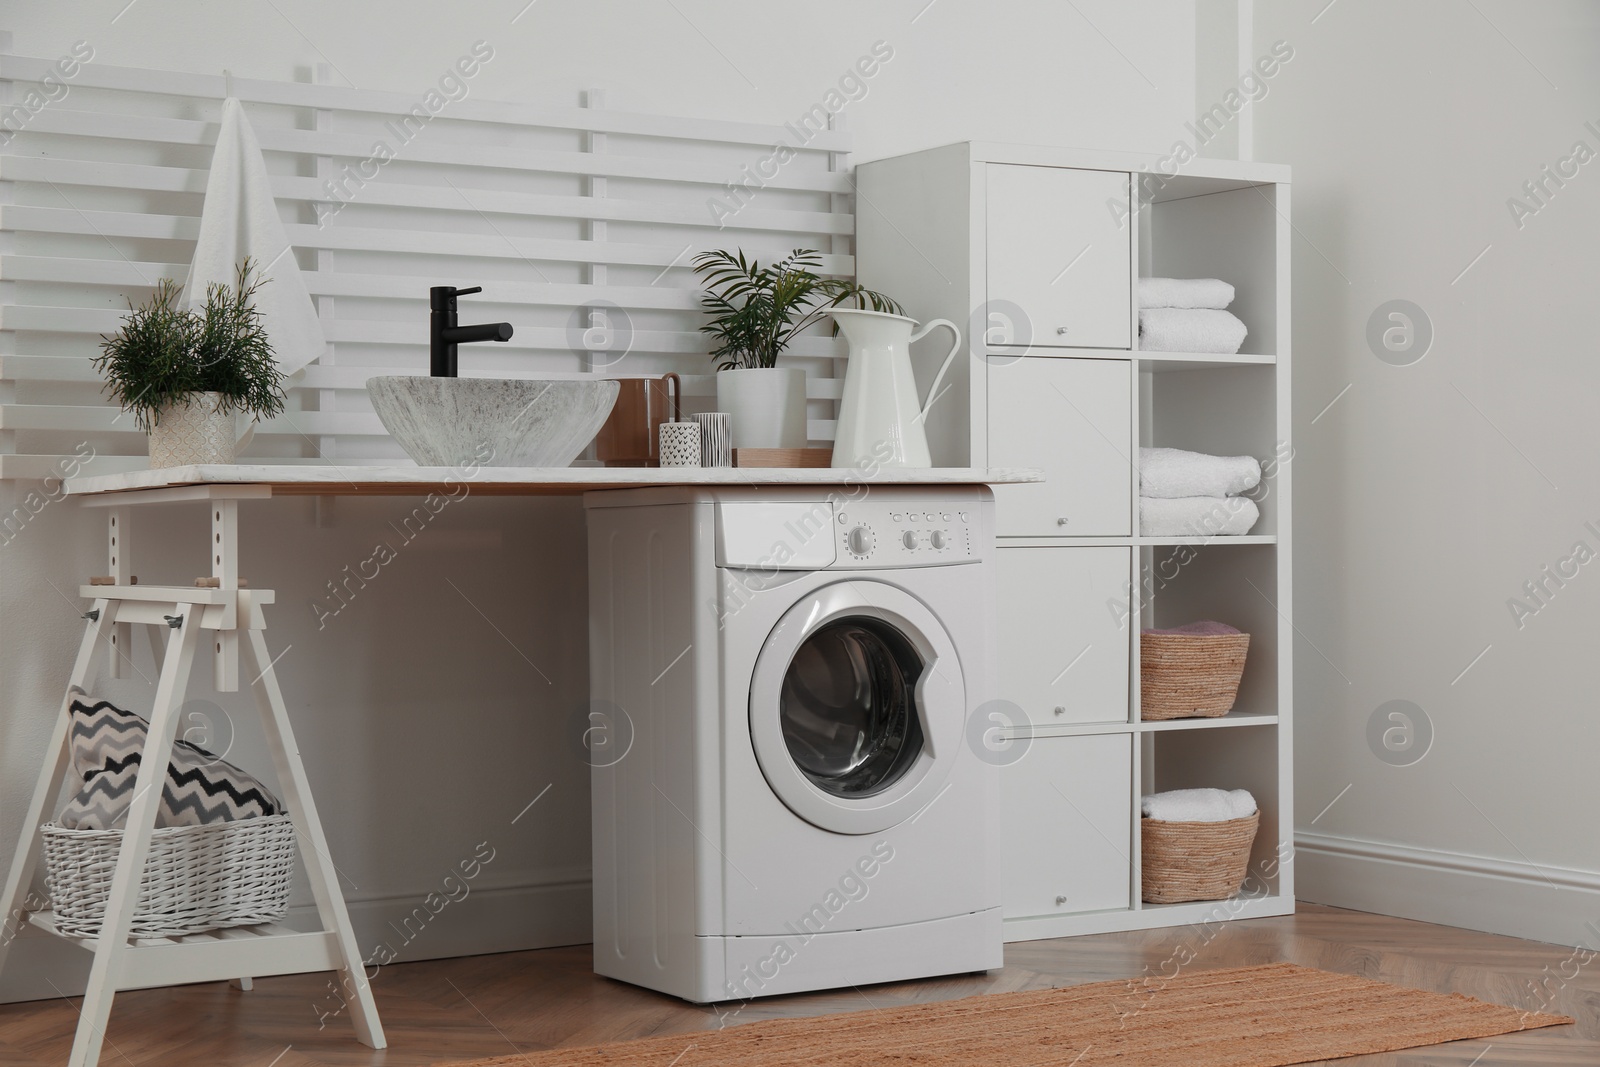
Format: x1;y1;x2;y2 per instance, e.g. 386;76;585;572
1140;629;1250;720
1141;812;1260;904
41;814;296;938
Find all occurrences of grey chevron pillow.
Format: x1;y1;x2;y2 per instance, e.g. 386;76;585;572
57;693;284;831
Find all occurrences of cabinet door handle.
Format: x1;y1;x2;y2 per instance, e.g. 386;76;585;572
1056;327;1070;335
1056;517;1070;526
1053;706;1066;716
1055;895;1068;905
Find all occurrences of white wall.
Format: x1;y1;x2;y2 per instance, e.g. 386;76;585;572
1255;1;1600;947
0;0;1197;1001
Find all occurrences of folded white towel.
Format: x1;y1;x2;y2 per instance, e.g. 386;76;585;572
1138;277;1236;310
1142;788;1257;823
1140;447;1262;499
1140;495;1259;537
1139;308;1248;354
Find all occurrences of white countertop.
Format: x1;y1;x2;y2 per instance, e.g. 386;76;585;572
65;464;1043;499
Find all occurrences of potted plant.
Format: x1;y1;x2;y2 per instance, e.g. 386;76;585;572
95;260;287;468
694;248;902;450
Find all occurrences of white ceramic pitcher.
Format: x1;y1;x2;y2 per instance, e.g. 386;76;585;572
829;309;961;468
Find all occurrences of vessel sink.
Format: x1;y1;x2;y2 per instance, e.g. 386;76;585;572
366;376;620;468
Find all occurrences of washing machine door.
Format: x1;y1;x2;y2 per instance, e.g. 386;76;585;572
749;580;965;835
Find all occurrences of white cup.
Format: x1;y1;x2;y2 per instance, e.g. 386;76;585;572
658;421;701;468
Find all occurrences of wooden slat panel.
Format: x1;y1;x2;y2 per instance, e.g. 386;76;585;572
2;406;840;443
19;108;851;193
0;53;854;475
0;53;852;151
0;156;855;236
0;205;856;273
0;455;149;479
0;404;385;436
0;308;846;361
0;355;849;403
1;257;707;311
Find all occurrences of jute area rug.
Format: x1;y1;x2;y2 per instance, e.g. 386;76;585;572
437;962;1571;1067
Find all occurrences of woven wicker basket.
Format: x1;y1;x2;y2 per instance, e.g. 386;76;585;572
1141;811;1259;904
1140;630;1251;720
41;814;296;939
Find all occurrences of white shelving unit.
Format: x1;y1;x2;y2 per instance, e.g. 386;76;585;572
856;142;1292;941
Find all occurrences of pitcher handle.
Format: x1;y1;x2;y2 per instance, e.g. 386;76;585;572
909;318;962;419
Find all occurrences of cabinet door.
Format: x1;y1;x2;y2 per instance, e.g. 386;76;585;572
1000;733;1132;919
988;357;1132;536
987;165;1131;349
996;547;1130;726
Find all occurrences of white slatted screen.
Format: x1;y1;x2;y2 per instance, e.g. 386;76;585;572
0;52;855;478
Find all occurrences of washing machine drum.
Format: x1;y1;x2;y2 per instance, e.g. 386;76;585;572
749;581;965;834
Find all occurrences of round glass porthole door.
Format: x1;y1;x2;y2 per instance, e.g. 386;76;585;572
779;618;925;798
749;582;964;834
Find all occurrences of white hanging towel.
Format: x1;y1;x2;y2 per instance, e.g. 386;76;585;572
186;96;326;378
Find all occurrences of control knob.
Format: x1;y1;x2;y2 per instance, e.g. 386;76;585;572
846;525;874;557
902;530;919;550
929;530;948;550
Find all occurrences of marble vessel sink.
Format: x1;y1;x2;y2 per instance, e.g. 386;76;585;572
366;376;620;467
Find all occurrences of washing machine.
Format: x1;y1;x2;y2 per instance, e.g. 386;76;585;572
583;484;1002;1004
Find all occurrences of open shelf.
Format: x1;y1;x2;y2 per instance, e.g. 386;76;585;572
1138;542;1280;721
1137;177;1280;361
1139;363;1281;540
1139;709;1279;732
1136;892;1290;920
1142;724;1285;903
1137;352;1276;372
1137;534;1276;546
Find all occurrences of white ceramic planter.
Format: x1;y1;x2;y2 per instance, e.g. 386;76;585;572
148;392;237;468
716;367;806;450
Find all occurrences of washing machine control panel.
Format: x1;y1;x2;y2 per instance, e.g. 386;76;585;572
835;503;978;566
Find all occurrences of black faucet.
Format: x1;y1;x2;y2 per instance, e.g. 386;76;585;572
430;285;514;377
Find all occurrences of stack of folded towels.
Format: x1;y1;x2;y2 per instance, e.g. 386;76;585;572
1138;277;1248;354
1140;446;1262;536
1142;787;1257;823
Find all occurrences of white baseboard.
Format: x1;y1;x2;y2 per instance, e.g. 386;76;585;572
0;874;593;1005
1296;831;1600;950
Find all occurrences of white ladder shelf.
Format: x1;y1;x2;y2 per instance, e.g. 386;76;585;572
0;490;384;1067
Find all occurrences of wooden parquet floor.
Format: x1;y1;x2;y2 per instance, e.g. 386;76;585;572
0;904;1592;1066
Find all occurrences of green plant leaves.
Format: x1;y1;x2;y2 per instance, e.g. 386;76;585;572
692;248;904;371
94;259;288;432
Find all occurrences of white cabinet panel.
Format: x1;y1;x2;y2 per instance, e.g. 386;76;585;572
996;547;1130;726
988;357;1132;536
1000;734;1132;919
986;165;1131;349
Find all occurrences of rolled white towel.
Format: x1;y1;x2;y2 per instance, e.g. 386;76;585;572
1142;788;1257;823
1140;447;1262;499
1140;495;1259;537
1139;308;1248;354
1138;277;1236;310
